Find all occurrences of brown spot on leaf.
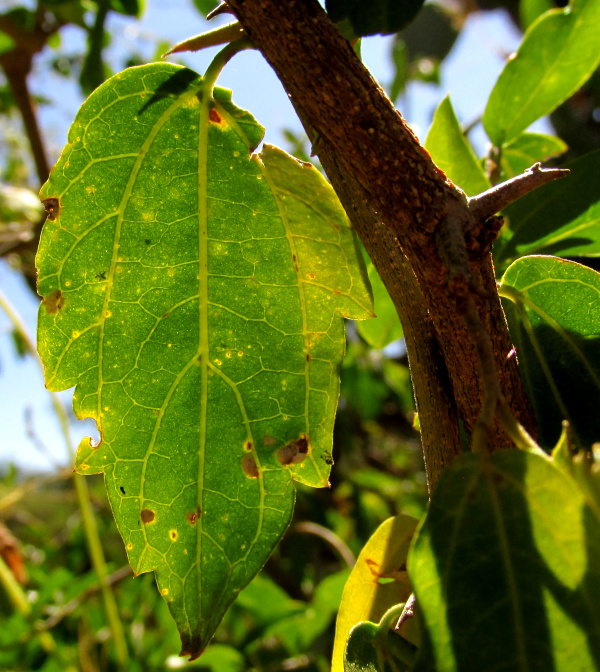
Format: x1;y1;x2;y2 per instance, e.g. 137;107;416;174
276;434;309;465
140;509;155;524
42;290;64;315
242;453;259;478
187;511;197;525
306;353;311;361
209;107;222;124
263;435;275;446
245;440;253;451
42;197;59;220
197;506;202;517
169;529;178;541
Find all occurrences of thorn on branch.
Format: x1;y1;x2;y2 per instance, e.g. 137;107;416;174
468;163;570;222
207;2;234;20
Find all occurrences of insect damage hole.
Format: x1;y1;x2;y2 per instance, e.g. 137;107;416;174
42;197;60;220
42;290;64;315
276;435;310;466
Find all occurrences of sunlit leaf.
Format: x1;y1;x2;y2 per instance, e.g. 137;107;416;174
425;95;490;197
499;256;600;449
495;149;600;268
483;0;600;146
332;515;417;672
409;450;600;672
36;62;373;658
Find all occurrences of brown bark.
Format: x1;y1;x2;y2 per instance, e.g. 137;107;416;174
225;0;538;488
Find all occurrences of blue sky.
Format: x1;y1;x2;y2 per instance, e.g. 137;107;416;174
0;1;529;471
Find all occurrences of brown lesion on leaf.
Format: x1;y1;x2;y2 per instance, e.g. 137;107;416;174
276;434;309;465
263;435;275;446
169;529;178;541
42;197;60;220
242;453;259;478
140;509;155;524
186;511;197;525
209;106;227;127
42;290;64;315
244;440;253;451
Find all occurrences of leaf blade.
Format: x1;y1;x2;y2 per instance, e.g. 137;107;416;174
483;0;600;146
36;62;372;657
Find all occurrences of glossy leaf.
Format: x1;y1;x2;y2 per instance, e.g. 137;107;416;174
357;262;403;349
425;95;490;197
332;515;417;672
36;62;373;658
500;132;567;179
499;256;600;448
483;0;600;146
409;450;600;672
495;149;600;269
325;0;426;37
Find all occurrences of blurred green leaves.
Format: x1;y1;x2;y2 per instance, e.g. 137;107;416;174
484;0;600;145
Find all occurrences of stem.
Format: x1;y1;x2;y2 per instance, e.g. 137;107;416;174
0;554;56;652
202;36;254;97
0;289;129;668
0;51;49;186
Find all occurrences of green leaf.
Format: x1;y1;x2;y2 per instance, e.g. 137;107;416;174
357;262;403;349
36;62;373;658
483;0;600;146
495;149;600;268
500;132;567;179
520;0;554;29
325;0;426;37
332;515;417;672
499;256;600;449
425;95;490;197
344;620;416;672
409;450;600;672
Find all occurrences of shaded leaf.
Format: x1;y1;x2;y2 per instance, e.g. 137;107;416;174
483;0;600;146
344;619;416;672
425;95;490;197
495;149;600;268
499;256;600;449
357;262;403;349
500;132;567;179
409;450;600;672
325;0;426;37
332;515;417;672
36;62;372;657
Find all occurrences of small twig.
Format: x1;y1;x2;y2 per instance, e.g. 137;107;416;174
469;163;569;222
394;592;416;630
288;521;356;568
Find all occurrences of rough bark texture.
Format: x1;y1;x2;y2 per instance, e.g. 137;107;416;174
226;0;537;488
